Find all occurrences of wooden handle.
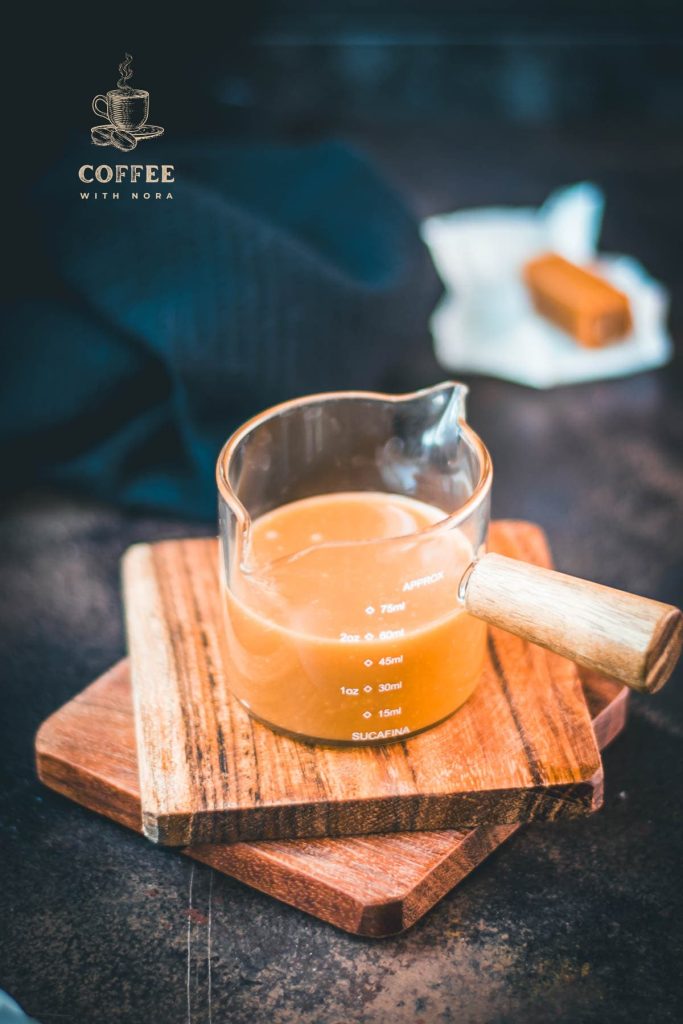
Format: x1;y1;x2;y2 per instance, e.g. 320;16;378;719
462;553;683;694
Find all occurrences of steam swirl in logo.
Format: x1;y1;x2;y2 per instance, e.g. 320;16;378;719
117;53;134;91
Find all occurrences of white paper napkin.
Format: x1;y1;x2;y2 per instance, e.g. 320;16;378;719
421;183;672;389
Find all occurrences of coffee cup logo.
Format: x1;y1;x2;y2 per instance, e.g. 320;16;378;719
91;54;164;152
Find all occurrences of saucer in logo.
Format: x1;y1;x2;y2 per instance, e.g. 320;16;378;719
91;54;164;152
91;124;165;152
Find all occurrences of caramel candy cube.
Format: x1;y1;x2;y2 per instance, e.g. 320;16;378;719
524;252;633;348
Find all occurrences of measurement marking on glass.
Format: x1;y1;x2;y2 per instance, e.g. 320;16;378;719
379;654;403;666
364;632;375;641
363;684;373;693
379;681;402;692
402;570;445;592
363;659;373;668
362;710;372;719
340;687;359;696
365;606;375;616
339;632;360;643
380;601;406;614
379;706;402;718
379;628;404;640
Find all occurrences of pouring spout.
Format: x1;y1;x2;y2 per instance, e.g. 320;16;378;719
430;380;468;411
407;381;468;420
423;380;469;442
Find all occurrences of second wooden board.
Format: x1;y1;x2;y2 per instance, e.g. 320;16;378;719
36;663;627;937
123;521;603;846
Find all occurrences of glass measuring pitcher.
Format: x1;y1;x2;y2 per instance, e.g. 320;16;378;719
217;382;491;744
217;382;683;746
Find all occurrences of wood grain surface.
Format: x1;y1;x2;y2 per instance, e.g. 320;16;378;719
121;521;604;846
464;552;683;693
35;661;627;937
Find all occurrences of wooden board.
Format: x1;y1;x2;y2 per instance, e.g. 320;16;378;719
35;661;627;937
122;522;604;846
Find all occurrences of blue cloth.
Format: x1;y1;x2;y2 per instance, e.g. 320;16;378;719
2;139;440;519
0;991;39;1023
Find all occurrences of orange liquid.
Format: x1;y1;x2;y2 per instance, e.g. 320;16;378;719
221;492;486;744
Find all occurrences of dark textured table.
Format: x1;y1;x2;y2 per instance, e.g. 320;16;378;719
2;123;683;1023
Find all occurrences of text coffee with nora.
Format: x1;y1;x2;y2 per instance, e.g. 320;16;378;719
78;163;175;200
